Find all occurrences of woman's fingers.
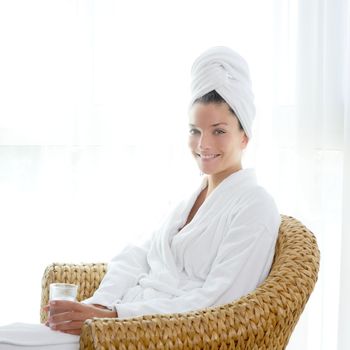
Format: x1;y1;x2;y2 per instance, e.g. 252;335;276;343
50;300;87;312
48;300;87;318
51;320;83;331
49;310;96;324
49;303;98;326
49;311;75;324
49;300;75;311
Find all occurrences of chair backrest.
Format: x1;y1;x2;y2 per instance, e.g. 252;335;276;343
211;214;320;349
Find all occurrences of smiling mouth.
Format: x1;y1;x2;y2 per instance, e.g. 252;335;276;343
196;153;220;159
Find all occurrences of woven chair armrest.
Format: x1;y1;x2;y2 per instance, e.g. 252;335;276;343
80;306;252;350
40;263;107;323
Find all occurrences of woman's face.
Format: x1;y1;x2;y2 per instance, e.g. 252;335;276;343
188;102;248;180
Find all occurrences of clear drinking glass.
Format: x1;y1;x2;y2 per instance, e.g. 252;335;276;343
49;283;78;317
49;283;78;301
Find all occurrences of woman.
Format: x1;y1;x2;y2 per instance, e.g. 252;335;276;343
0;46;280;348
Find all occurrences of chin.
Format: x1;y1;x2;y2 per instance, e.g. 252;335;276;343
197;167;217;175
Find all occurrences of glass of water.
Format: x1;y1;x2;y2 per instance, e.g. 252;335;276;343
49;283;78;318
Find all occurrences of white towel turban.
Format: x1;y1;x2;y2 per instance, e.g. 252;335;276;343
190;46;255;139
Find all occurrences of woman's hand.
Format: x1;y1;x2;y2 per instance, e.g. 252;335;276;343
44;300;117;335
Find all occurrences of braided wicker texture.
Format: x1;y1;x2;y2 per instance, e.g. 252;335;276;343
40;215;320;350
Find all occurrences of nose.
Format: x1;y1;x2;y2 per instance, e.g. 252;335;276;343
199;133;211;150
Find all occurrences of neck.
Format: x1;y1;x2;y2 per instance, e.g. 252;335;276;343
206;165;243;197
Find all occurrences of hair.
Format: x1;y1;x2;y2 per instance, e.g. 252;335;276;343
193;90;244;132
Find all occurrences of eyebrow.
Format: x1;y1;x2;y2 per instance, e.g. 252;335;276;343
189;123;228;127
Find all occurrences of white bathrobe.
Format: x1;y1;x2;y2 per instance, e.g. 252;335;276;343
84;168;281;318
0;168;280;349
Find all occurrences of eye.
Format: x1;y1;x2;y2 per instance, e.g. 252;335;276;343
213;129;226;135
189;128;200;135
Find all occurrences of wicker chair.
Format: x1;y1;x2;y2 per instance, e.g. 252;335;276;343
40;215;320;350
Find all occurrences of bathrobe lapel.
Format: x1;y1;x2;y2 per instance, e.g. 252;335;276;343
149;169;258;282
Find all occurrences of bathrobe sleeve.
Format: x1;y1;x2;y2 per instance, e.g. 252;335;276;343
115;194;281;318
82;239;151;307
82;199;185;309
